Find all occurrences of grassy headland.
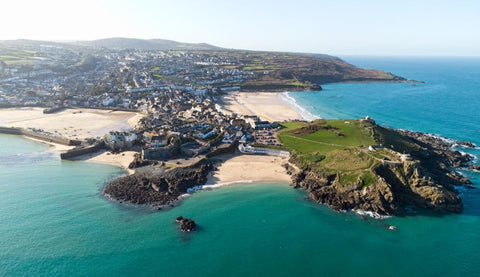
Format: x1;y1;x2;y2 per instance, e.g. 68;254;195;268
268;118;470;215
277;119;386;187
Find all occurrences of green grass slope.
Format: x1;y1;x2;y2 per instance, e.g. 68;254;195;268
277;119;398;186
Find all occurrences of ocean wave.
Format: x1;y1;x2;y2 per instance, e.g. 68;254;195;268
461;151;478;163
181;180;255;196
353;209;392;220
278;92;320;121
0;151;56;165
203;180;254;188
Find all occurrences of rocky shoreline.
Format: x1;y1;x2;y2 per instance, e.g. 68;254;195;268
103;125;476;217
286;128;475;216
104;159;214;209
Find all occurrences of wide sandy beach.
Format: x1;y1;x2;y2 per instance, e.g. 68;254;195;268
0;107;143;140
0;107;143;171
221;92;304;122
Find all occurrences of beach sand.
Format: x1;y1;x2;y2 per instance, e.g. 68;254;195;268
221;92;303;122
69;150;137;174
207;154;292;185
0;107;143;171
0;107;143;140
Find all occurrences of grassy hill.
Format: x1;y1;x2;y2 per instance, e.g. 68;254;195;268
207;50;408;91
76;37;221;51
273;119;467;215
277;119;388;186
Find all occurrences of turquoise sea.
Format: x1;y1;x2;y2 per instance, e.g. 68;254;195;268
1;57;480;276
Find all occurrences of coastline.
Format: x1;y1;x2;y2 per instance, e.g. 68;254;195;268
0;107;143;140
206;154;292;185
221;91;311;122
0;107;142;172
68;150;137;175
278;92;320;121
170;153;293;210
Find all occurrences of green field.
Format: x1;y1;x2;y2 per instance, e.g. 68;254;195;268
0;48;37;64
287;80;312;87
277;120;391;186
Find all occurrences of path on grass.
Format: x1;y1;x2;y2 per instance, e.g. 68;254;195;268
282;134;346;147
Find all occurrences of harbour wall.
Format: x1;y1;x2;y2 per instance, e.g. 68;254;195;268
60;142;105;159
0;126;81;146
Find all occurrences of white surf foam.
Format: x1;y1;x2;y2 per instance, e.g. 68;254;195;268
278;92;320;121
353;209;392;220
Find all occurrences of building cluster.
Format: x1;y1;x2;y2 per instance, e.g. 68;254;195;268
0;45;255;109
0;44;284;162
97;86;284;161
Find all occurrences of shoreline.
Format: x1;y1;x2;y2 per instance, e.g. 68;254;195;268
0;107;143;140
220;90;320;122
278;92;320;121
162;153;294;211
207;153;292;184
68;149;137;175
16;131;138;174
0;107;142;172
220;91;308;122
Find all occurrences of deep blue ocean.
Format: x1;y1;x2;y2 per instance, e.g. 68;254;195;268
1;57;480;276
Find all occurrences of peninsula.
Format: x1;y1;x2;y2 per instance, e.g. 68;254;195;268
0;38;473;216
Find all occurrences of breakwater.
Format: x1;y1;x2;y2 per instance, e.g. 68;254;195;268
60;141;105;160
0;126;81;146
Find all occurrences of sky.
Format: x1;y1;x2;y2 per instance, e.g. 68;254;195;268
1;0;479;56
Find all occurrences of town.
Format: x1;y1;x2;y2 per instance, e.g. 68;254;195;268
0;41;289;164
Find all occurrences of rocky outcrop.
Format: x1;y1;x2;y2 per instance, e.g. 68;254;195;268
104;159;213;208
468;165;480;171
175;216;197;232
457;141;477;148
291;161;463;215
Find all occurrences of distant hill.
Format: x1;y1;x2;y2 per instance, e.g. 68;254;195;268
74;37;222;51
0;38;414;87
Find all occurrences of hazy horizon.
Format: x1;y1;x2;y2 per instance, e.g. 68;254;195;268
2;0;480;56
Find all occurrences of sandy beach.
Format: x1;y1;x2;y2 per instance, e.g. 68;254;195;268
207;154;292;185
0;107;143;140
0;107;143;171
69;150;137;174
221;92;303;122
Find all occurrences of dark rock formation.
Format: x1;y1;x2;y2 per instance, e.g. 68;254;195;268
104;159;213;208
174;216;196;232
469;165;480;171
291;161;463;215
457;141;476;148
179;218;196;232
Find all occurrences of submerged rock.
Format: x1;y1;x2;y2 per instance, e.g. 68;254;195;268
457;141;476;148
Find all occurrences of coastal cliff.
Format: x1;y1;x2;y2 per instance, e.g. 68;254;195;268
280;119;472;215
290;160;464;215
